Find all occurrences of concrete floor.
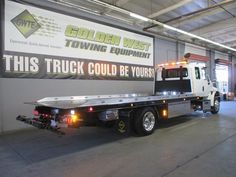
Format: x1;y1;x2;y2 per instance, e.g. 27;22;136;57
1;101;236;177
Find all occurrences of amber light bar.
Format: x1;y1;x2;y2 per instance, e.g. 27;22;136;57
157;61;187;67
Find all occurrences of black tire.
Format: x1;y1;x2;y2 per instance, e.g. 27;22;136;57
211;97;220;114
134;107;157;136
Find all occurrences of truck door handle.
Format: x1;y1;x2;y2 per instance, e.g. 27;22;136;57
202;86;204;91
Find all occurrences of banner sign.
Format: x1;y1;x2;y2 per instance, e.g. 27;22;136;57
2;0;154;80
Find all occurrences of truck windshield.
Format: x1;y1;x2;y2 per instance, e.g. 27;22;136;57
162;68;188;78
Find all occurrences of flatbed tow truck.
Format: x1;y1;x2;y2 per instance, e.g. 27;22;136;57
17;59;220;136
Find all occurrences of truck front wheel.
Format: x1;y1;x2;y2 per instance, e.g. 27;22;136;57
134;107;157;136
211;97;220;114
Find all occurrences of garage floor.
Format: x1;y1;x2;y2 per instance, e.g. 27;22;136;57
1;101;236;177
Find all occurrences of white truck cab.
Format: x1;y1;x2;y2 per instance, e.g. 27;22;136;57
156;60;220;113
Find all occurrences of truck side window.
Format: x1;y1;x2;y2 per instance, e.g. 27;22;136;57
195;67;200;79
201;68;206;80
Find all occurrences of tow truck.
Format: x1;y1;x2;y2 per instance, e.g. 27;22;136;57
17;58;220;136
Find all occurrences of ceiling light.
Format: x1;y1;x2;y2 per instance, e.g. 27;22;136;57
162;24;236;52
129;12;149;22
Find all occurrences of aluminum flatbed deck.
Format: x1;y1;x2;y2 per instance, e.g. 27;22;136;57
28;93;197;109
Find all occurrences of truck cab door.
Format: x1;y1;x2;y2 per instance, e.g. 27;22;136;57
193;66;211;97
201;67;213;96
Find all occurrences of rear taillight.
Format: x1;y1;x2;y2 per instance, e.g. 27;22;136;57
33;110;39;116
88;107;94;112
41;113;51;118
67;116;73;125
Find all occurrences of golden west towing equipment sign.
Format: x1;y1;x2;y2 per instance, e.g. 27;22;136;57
1;0;154;80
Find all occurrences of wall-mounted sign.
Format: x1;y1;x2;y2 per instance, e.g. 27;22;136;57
1;0;154;80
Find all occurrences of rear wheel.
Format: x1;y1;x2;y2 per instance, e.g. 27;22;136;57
134;107;157;136
211;97;220;114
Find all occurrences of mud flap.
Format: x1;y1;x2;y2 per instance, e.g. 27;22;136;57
114;114;132;135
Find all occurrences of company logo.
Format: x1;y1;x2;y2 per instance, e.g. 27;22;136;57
11;10;41;38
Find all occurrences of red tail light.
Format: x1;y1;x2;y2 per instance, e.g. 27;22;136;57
88;107;94;112
67;116;73;125
33;110;39;116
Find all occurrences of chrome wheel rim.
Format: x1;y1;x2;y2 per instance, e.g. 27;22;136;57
143;112;155;132
215;99;220;112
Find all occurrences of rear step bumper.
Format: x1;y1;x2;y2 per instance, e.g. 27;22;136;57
16;115;65;135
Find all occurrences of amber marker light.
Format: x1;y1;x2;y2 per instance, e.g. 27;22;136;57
67;114;80;126
71;115;78;123
162;109;168;118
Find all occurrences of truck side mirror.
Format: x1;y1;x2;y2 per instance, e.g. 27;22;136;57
212;80;217;87
206;75;210;84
